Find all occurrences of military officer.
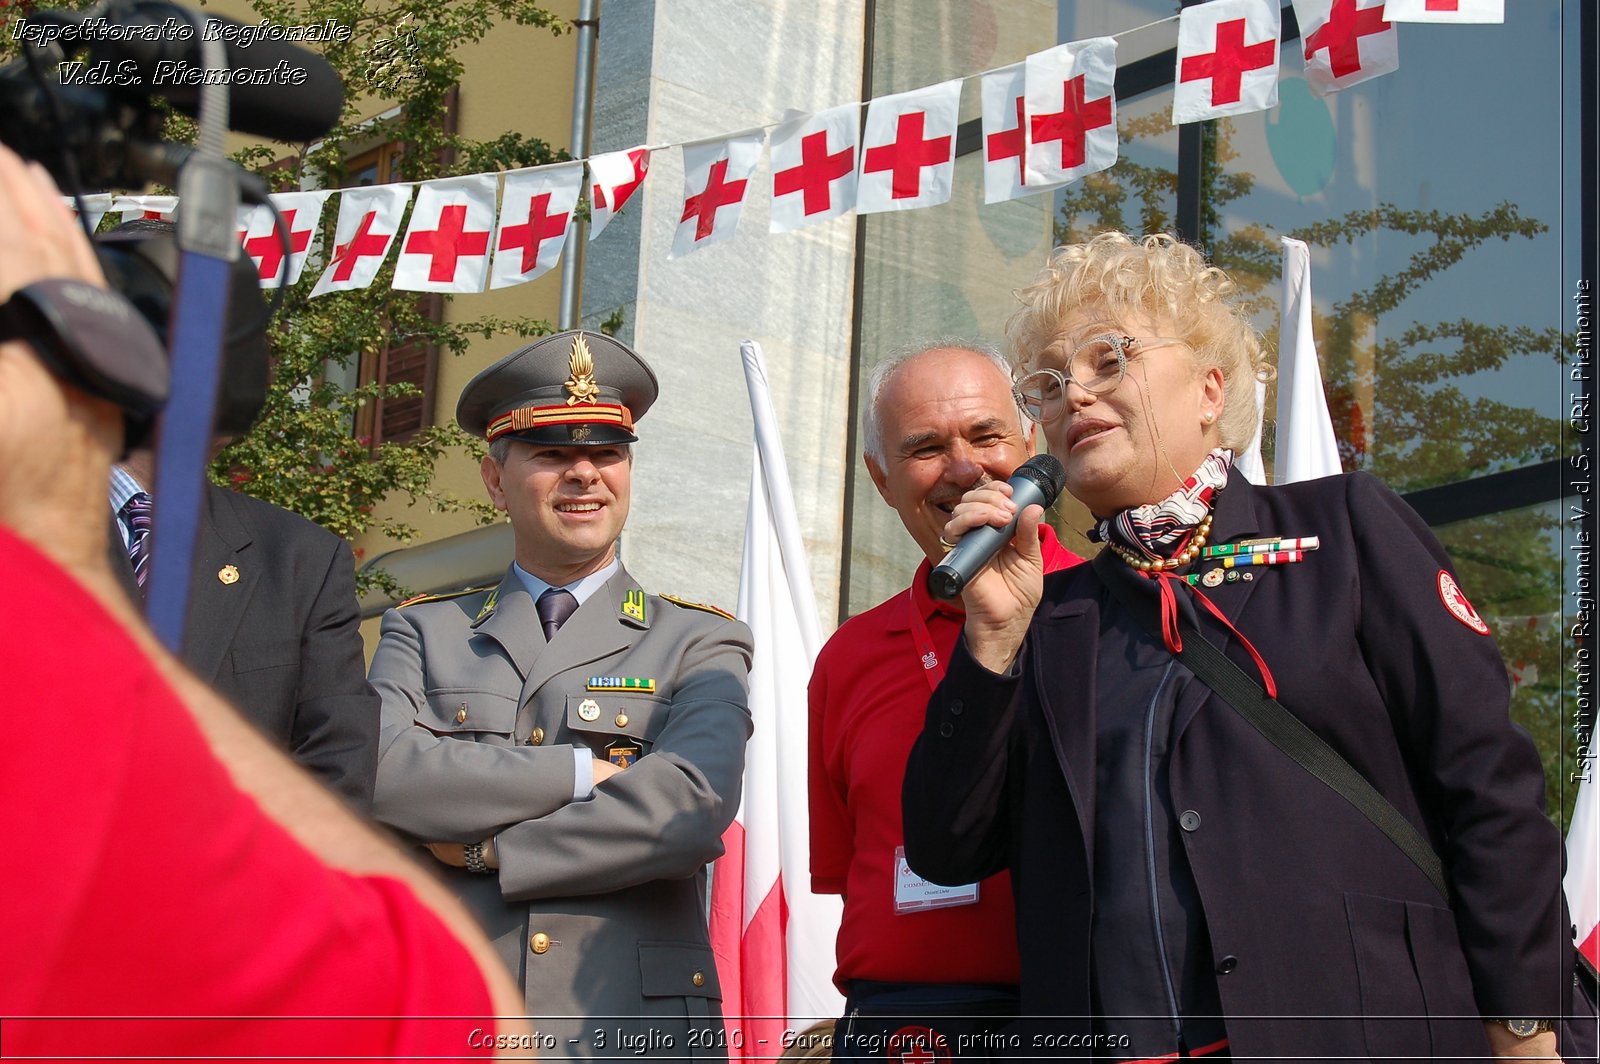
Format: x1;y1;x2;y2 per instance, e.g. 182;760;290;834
370;330;753;1059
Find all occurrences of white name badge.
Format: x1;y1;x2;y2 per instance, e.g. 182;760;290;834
893;846;980;914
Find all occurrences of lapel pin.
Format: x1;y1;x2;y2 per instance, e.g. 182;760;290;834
218;564;240;585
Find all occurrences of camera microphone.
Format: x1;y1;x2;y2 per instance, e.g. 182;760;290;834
927;454;1066;601
42;1;344;143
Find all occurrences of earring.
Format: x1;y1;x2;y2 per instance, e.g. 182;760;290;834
1202;412;1215;424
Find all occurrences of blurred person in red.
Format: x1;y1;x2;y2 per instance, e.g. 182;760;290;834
0;142;527;1060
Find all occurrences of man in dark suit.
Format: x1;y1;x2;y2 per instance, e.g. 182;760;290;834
111;449;379;810
100;220;378;810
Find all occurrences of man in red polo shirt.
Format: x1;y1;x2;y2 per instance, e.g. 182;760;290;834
808;341;1083;1062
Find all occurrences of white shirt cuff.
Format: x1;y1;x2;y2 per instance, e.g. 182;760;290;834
571;747;594;799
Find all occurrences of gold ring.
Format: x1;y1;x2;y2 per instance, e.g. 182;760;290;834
938;536;957;553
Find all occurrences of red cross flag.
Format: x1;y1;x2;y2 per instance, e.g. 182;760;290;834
113;195;177;224
240;191;332;288
1385;0;1502;23
491;161;581;289
1173;0;1281;125
64;193;113;233
670;129;765;260
394;176;497;293
1025;38;1118;190
857;79;962;214
769;104;859;233
981;64;1063;205
588;146;651;242
1295;0;1399;97
309;184;413;298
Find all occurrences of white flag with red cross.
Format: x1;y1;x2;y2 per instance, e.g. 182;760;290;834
113;195;178;225
982;64;1043;204
491;162;582;289
769;104;859;233
1173;0;1282;124
309;184;413;298
1025;38;1118;190
669;130;765;260
240;191;332;288
1294;0;1399;97
64;193;114;233
1385;0;1502;23
856;79;962;214
393;175;497;293
588;146;651;242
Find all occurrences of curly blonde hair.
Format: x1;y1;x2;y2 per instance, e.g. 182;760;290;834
1005;232;1272;451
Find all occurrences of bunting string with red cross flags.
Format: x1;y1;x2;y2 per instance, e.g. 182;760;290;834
103;2;1520;294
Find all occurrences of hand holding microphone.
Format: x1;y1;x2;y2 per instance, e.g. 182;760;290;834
929;454;1065;674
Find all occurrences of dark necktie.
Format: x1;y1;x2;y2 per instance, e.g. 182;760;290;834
536;587;578;642
121;492;154;594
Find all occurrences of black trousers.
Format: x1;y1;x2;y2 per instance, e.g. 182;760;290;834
832;980;1020;1062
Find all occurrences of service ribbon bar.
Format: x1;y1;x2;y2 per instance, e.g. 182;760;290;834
1202;536;1319;559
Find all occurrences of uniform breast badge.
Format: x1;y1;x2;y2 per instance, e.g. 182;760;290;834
606;740;642;768
577;698;601;722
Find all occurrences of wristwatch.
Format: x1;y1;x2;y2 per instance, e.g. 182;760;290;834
463;841;490;874
1494;1018;1553;1038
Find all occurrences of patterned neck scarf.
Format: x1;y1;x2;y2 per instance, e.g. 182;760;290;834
1092;448;1234;564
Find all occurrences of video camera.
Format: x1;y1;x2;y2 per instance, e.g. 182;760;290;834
0;0;343;444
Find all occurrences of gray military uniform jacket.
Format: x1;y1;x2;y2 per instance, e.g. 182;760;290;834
371;564;753;1058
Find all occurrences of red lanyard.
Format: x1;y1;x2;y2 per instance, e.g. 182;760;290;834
905;587;953;693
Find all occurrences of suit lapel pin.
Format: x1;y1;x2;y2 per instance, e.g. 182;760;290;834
218;564;240;585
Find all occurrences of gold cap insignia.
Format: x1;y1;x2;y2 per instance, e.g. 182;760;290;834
218;564;240;585
564;333;600;406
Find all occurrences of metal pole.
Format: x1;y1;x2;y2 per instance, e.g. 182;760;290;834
559;0;601;329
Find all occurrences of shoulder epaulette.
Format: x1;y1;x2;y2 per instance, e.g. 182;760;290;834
397;583;495;609
659;593;736;622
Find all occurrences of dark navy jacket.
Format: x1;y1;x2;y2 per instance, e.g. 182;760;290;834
903;471;1572;1062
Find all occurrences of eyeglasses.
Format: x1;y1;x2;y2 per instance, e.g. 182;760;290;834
1012;333;1191;424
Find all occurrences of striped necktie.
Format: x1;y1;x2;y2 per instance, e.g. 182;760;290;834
121;491;154;593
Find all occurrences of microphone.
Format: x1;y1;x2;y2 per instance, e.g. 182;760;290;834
77;2;344;142
927;454;1066;601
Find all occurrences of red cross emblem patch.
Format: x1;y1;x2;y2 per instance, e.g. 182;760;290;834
1437;570;1490;635
885;1026;950;1063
